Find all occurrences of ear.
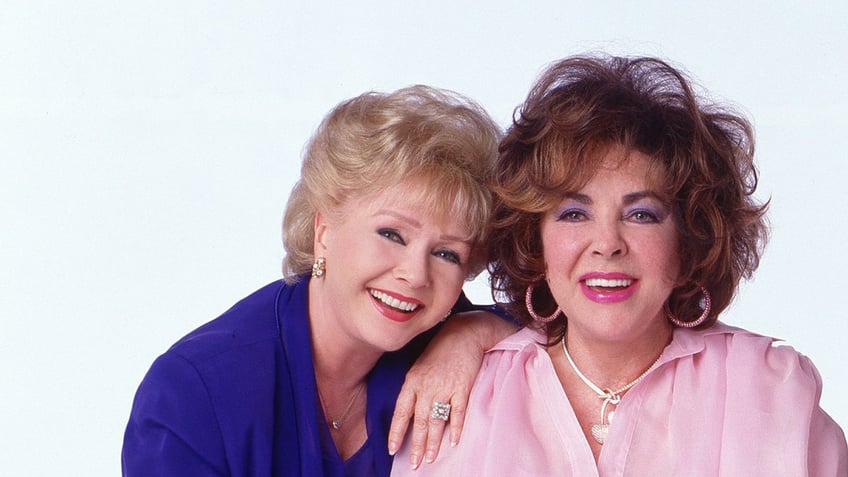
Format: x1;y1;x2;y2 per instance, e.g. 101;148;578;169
313;211;329;255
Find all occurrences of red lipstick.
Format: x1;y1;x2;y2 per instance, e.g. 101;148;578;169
369;288;423;323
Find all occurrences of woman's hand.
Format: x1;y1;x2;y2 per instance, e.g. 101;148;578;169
387;310;514;469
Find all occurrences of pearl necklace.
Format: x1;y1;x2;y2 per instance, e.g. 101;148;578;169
561;335;662;444
318;382;365;431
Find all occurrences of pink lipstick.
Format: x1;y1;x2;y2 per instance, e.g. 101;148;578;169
579;272;638;304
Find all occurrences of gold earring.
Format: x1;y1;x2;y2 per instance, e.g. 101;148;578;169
311;257;326;278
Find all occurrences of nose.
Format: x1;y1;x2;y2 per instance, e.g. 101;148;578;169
394;249;431;288
592;220;627;258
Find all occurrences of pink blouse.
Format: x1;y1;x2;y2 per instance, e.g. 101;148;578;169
393;323;847;476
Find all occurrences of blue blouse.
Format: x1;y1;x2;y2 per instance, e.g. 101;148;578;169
122;278;469;476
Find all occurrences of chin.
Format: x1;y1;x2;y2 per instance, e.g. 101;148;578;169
372;338;412;353
367;332;416;353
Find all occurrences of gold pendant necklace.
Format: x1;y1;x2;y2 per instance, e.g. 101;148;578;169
561;334;662;444
318;382;365;431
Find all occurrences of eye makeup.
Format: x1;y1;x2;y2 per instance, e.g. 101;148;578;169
553;190;671;223
623;201;670;223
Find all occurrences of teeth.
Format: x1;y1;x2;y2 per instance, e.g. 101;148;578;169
585;278;632;288
370;289;419;312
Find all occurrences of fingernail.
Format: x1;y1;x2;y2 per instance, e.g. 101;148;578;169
450;439;458;447
425;450;435;463
411;455;420;470
388;442;397;456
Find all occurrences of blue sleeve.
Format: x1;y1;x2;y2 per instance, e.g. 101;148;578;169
453;290;519;324
473;303;519;325
122;352;229;476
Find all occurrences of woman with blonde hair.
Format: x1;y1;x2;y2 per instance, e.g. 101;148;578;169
123;85;513;476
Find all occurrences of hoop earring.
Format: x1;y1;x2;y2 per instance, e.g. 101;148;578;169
665;285;711;328
311;257;326;278
525;283;561;323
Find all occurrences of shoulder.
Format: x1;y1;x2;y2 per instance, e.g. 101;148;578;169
671;321;824;395
165;280;289;364
487;326;549;355
450;326;554;420
475;327;553;384
132;280;296;406
131;280;301;429
123;280;306;475
697;322;813;367
662;323;848;472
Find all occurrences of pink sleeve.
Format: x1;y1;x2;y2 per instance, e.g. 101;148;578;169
798;354;848;476
744;339;847;476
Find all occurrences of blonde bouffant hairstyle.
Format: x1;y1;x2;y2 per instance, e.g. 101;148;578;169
282;85;501;283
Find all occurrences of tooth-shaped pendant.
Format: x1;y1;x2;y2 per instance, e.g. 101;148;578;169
591;424;608;444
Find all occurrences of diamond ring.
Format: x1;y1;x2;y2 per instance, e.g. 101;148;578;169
430;401;451;421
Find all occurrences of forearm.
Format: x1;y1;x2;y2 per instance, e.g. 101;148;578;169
439;309;517;354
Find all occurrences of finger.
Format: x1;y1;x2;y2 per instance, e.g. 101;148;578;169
447;394;467;448
407;398;435;470
388;387;416;456
424;402;450;463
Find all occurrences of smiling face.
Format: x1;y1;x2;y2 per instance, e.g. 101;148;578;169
311;178;473;353
540;147;680;344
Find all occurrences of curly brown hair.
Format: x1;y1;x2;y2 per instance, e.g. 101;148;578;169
488;54;769;339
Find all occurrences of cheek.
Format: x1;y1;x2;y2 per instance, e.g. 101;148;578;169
641;233;680;283
665;249;681;283
433;265;466;298
428;265;466;312
542;232;583;273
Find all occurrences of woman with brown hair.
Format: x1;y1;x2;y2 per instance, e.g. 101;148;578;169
393;55;846;475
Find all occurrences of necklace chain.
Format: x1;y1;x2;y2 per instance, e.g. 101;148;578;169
317;382;365;431
561;334;663;444
561;334;662;400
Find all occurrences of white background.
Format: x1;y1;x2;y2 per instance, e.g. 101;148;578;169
2;1;846;474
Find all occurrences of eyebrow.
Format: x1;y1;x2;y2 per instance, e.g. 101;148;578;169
622;191;663;205
377;209;421;227
563;190;664;205
375;209;471;244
